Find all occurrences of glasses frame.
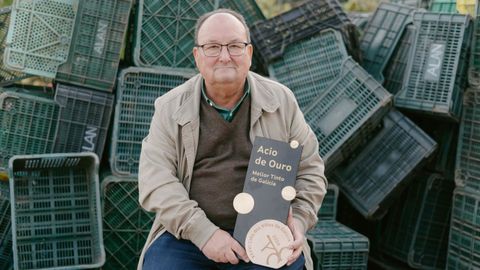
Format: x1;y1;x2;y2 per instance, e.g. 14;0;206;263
195;42;250;57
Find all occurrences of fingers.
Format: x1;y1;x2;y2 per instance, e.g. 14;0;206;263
225;249;239;264
231;240;250;263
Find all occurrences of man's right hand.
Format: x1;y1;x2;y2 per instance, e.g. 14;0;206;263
201;229;250;264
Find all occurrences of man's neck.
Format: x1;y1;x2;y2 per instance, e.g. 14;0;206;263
204;81;246;109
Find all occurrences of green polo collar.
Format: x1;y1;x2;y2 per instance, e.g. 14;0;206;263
201;80;250;122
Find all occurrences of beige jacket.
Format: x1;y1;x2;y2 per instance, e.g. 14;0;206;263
138;71;327;270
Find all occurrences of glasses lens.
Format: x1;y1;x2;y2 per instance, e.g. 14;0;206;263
228;43;246;56
203;44;221;56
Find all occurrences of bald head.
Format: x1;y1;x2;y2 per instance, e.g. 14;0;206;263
194;8;251;45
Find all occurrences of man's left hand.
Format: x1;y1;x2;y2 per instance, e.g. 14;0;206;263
286;208;305;266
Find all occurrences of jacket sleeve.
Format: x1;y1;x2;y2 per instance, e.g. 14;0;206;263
288;94;328;233
138;97;219;250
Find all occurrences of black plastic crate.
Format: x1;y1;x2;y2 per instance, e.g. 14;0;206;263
382;24;415;95
307;221;369;270
331;109;437;219
56;0;133;92
53;83;114;159
447;187;480;269
381;173;454;269
395;12;472;121
268;29;348;111
455;88;480;191
360;2;414;82
250;0;361;64
304;57;392;172
110;67;195;177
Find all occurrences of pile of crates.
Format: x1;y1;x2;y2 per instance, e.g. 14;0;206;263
0;0;479;269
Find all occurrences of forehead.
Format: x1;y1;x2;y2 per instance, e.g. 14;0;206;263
197;13;248;43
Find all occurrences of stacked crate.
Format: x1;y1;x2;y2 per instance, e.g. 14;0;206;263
307;184;370;269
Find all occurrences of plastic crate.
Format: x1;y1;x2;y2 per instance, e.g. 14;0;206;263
318;184;339;220
429;0;457;13
395;12;471;121
307;220;369;270
0;7;30;86
382;24;415;95
218;0;265;26
0;89;59;171
133;0;219;69
348;13;372;31
250;0;361;64
360;2;414;82
8;153;105;270
303;57;392;172
55;0;133;92
101;176;155;270
4;0;79;78
447;187;480;270
381;173;454;269
331;109;437;219
0;181;12;270
111;67;195;177
268;29;348;111
468;0;480;86
53;83;114;159
455;88;480;191
388;0;430;9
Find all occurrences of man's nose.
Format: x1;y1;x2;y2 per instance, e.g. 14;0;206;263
218;45;231;60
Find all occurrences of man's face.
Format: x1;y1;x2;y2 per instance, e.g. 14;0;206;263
193;13;253;87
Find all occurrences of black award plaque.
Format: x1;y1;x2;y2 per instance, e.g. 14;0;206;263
233;136;303;268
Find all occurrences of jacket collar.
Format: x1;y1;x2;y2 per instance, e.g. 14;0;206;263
173;72;280;126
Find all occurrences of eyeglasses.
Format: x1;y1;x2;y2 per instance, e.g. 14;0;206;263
196;42;250;57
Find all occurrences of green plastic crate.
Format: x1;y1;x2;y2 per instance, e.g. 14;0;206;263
0;181;12;270
8;153;105;270
307;220;369;270
455;88;480;191
318;184;339;221
4;0;79;78
468;0;480;86
388;0;430;9
110;67;195;177
56;0;133;92
268;29;348;111
395;12;471;121
360;2;414;83
382;24;415;95
133;0;219;69
303;57;392;172
218;0;265;26
429;0;457;13
101;176;155;270
0;6;30;86
447;187;480;269
53;83;114;159
382;173;454;269
332;109;437;219
0;89;59;171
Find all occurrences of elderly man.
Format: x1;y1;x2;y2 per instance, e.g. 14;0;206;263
138;8;327;270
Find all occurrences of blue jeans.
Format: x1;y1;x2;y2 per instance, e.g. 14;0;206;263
143;232;305;270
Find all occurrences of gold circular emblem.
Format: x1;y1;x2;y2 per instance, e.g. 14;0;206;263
290;140;299;149
281;186;296;201
245;219;293;269
233;193;255;214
